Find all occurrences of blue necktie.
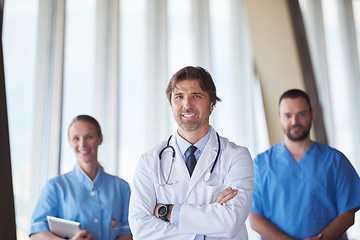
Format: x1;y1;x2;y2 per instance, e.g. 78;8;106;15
186;146;197;177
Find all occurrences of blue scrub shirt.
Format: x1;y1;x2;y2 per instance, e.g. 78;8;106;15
29;164;131;240
251;142;360;240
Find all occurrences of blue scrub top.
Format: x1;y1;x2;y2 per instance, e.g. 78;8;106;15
29;164;131;240
251;142;360;240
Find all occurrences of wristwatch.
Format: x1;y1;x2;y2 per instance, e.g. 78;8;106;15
157;204;172;222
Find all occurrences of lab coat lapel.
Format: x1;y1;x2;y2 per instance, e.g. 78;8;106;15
169;134;191;185
186;127;219;195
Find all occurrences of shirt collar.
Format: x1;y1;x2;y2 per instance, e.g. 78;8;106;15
73;164;103;190
175;127;211;158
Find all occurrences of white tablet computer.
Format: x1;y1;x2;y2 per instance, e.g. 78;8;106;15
47;216;81;239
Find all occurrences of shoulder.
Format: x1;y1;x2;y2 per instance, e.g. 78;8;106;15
143;140;168;157
138;140;169;178
314;142;341;154
38;171;76;197
252;143;284;174
254;143;283;161
223;138;250;155
102;171;131;189
313;142;348;162
46;171;74;187
220;136;252;162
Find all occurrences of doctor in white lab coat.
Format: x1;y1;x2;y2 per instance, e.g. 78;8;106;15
129;66;254;240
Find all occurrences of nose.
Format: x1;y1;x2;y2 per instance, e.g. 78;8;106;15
79;138;86;148
291;115;298;125
182;96;192;110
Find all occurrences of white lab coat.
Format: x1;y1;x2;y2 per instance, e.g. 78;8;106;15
129;126;254;239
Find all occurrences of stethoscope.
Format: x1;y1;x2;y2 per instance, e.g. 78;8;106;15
158;132;221;185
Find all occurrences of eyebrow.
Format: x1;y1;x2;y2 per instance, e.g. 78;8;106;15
173;92;204;96
282;110;308;115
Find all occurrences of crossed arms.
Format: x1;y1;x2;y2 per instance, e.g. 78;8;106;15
129;146;254;239
249;209;356;240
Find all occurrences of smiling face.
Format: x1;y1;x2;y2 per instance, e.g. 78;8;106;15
171;79;213;138
279;97;314;142
68;120;103;166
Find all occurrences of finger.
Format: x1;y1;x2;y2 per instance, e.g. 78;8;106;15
219;189;238;204
216;188;237;204
71;230;87;240
214;187;233;203
85;233;94;240
215;188;236;204
217;187;234;203
306;234;322;240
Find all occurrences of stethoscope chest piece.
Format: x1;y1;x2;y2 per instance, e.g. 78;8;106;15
203;172;211;182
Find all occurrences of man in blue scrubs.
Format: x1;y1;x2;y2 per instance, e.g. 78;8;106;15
249;89;360;240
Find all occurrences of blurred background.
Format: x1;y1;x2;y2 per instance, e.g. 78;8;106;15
2;0;360;239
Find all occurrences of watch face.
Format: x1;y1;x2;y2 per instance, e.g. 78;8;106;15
158;206;167;216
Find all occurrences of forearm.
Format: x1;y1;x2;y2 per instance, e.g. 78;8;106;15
129;212;180;239
249;212;294;240
30;231;63;240
317;209;355;240
129;160;180;238
178;151;254;237
178;188;252;238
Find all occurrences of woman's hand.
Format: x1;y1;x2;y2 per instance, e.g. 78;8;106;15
71;230;94;240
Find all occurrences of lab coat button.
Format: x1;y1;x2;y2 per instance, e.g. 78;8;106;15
94;218;98;223
90;191;95;196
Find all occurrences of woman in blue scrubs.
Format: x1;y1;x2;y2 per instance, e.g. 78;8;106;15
29;115;132;240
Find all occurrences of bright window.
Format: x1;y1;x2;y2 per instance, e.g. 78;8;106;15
5;1;266;239
60;0;96;174
3;0;38;238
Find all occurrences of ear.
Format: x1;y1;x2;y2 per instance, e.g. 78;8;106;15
311;109;316;121
210;102;214;113
99;134;103;145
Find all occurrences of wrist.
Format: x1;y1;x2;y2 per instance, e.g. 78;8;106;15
157;204;172;222
166;205;173;221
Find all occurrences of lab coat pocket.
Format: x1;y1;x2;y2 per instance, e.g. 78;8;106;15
205;185;223;203
154;183;176;203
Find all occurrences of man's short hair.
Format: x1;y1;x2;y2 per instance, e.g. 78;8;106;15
279;89;312;111
166;66;221;106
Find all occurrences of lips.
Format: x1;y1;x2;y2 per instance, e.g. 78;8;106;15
288;125;305;136
79;150;90;156
183;113;196;117
182;113;197;120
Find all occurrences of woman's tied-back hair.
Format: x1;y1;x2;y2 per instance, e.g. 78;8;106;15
166;66;221;106
68;114;102;137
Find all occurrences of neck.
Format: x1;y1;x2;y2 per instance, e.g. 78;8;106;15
77;161;99;181
284;137;313;162
178;125;210;144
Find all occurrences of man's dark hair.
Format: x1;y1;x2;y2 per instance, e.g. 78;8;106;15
279;89;312;111
166;66;221;106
